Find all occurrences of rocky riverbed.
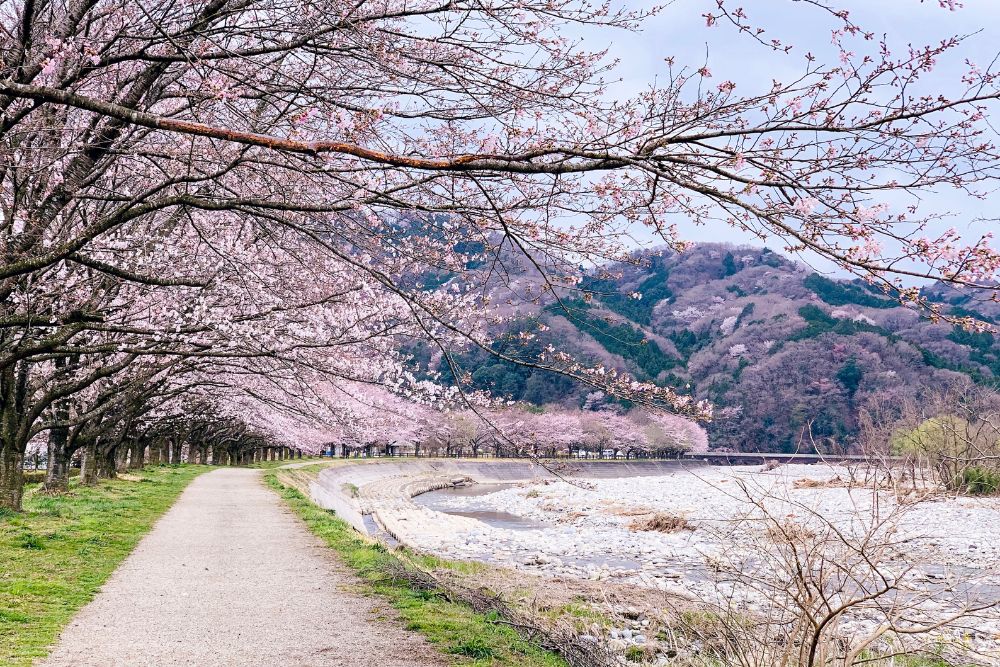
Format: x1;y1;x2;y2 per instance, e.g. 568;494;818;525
409;463;1000;660
416;465;996;579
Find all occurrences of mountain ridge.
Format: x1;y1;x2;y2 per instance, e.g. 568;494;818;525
430;243;999;452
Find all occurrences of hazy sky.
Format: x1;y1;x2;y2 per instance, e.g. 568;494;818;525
577;1;1000;278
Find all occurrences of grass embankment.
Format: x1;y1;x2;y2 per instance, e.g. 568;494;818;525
265;470;567;667
0;465;207;666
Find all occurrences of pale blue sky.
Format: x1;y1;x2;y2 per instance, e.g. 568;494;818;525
580;1;1000;279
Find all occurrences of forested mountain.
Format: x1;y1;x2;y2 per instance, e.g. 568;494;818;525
429;244;1000;453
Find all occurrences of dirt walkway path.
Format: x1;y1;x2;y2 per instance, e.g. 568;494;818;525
40;468;448;666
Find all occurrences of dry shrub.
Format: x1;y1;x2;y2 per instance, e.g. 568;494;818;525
792;475;844;489
629;513;693;533
765;520;816;542
687;479;999;666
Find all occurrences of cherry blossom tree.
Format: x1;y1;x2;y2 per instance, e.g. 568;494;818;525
488;408;587;458
636;409;711;455
579;410;648;458
3;0;1000;510
533;410;587;458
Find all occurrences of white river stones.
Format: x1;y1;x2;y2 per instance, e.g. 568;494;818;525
312;461;1000;659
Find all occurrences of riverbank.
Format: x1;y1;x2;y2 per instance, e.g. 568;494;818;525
308;459;1000;664
267;469;571;667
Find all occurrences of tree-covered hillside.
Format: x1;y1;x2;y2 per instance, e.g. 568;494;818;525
432;244;1000;453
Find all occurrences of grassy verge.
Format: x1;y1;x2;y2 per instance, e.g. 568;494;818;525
265;471;567;667
0;465;208;666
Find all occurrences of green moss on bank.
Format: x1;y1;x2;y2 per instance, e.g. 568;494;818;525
264;472;566;667
0;465;208;666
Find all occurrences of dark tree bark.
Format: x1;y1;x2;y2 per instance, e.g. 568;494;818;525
0;445;24;510
44;424;72;493
99;445;119;479
80;440;98;485
0;362;29;510
127;442;144;470
44;357;73;492
114;445;128;473
148;440;163;465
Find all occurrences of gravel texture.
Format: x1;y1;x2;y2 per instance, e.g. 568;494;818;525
40;468;448;666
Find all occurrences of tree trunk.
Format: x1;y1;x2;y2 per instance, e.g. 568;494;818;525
80;440;98;485
148;441;162;465
0;445;24;511
128;442;145;470
99;447;119;479
45;355;72;494
114;446;128;473
44;426;73;493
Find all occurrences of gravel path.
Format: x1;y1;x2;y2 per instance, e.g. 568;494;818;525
40;468;448;666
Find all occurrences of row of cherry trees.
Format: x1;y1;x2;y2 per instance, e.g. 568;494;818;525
314;385;708;459
3;0;1000;511
0;209;440;508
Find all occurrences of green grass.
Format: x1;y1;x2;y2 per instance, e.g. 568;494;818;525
960;466;1000;496
20;469;80;485
265;472;567;667
855;652;957;667
0;465;208;666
